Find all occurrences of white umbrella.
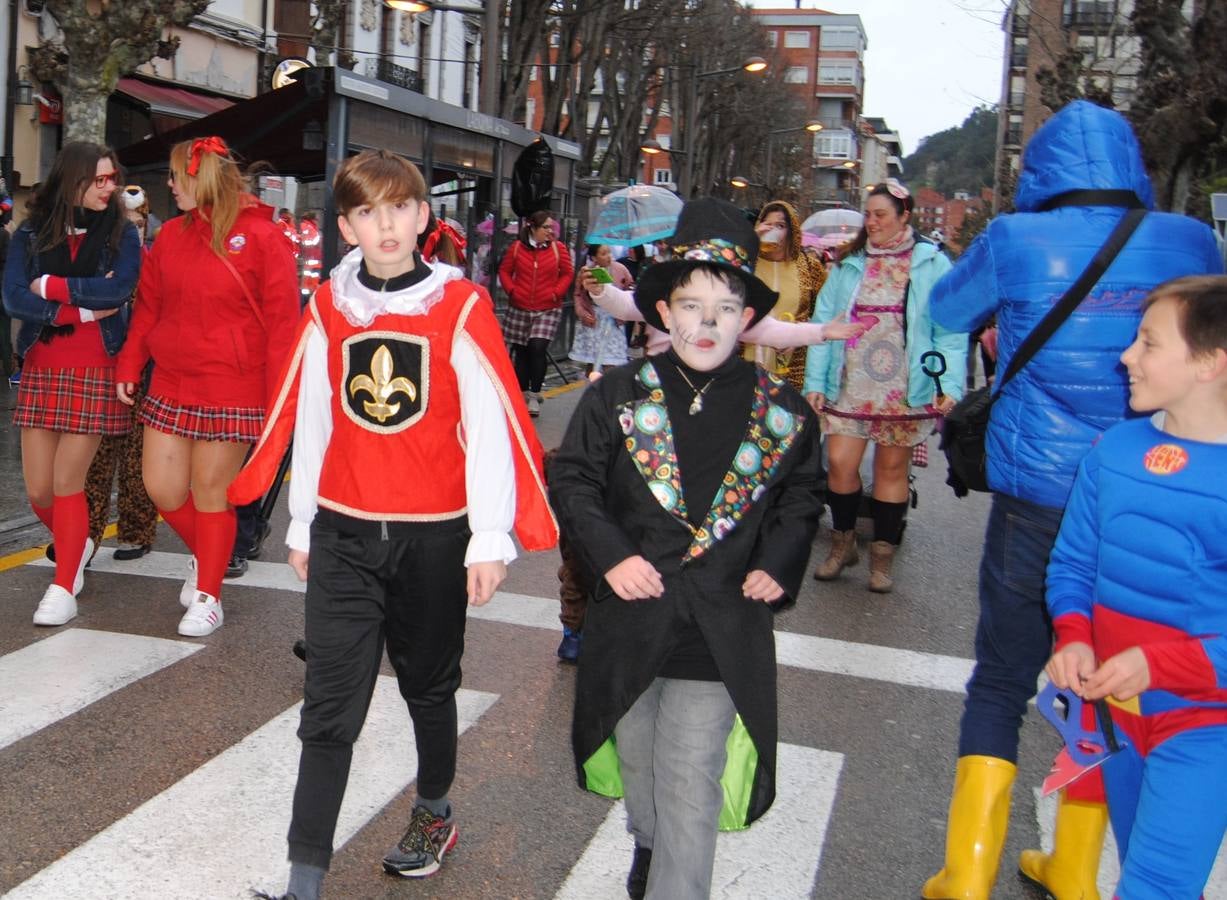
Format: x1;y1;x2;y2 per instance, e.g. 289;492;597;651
801;208;864;237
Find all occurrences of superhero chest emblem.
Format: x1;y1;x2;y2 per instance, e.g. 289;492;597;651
1142;442;1189;476
341;332;429;433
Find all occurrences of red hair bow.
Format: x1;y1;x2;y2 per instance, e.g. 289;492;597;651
187;136;229;176
422;218;468;263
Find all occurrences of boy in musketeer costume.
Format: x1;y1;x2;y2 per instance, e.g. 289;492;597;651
549;198;839;899
230;150;556;900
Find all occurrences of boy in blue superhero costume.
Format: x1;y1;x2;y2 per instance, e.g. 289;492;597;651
1046;275;1227;899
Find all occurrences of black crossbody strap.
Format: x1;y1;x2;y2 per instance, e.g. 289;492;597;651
1036;189;1145;212
995;207;1146;394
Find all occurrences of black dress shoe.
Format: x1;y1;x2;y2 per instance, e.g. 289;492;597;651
245;519;273;560
113;544;152;561
626;844;651;899
224;555;249;578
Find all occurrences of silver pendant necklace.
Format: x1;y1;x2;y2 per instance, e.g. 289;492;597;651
673;364;714;415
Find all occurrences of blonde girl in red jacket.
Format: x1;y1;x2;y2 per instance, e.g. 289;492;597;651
116;137;299;637
497;209;574;416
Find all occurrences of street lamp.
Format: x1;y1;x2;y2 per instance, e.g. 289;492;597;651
658;57;767;197
730;175;764;190
383;0;499;116
763;119;823;195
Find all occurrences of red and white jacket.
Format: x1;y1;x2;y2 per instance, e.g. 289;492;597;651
116;200;301;408
228;249;557;562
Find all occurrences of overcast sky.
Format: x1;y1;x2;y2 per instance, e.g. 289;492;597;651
745;0;1007;156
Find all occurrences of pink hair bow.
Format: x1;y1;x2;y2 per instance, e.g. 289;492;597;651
884;178;911;200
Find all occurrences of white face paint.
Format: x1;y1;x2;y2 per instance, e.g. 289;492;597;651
656;268;755;372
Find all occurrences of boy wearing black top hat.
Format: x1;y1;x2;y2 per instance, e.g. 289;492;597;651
550;198;862;899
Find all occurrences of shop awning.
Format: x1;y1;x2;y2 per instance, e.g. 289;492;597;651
118;75;328;177
115;77;235;120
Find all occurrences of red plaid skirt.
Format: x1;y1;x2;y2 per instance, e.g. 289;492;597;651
13;366;130;436
139;394;264;443
502;304;563;346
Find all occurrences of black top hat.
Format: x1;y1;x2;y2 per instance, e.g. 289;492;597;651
634;197;779;333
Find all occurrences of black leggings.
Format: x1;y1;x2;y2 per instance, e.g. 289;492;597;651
514;337;550;392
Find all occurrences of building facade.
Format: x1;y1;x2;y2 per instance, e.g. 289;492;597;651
1;0;488;209
750;8;868;209
994;0;1141;210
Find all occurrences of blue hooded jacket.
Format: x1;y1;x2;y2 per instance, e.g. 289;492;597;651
930;101;1223;509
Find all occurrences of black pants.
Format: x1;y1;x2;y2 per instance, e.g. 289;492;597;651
513;337;550;392
287;510;470;869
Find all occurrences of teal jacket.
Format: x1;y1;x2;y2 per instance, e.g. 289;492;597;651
802;239;966;408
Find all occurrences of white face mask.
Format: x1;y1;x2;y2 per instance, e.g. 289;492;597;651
759;226;786;246
656;270;755;372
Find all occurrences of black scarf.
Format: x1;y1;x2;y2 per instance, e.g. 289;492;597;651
37;206;118;343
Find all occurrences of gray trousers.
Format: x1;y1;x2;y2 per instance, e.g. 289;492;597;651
614;677;737;900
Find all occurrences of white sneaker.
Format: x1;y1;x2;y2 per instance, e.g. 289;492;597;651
179;557;198;608
71;537;94;597
526;392;541;418
33;584;78;627
178;591;223;637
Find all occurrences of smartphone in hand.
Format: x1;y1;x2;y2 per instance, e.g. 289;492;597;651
589;266;614;284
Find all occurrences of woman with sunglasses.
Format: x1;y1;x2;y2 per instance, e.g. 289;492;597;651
804;179;968;592
2;142;142;626
116;137;299;637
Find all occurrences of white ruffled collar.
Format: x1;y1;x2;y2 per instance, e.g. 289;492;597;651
328;245;464;327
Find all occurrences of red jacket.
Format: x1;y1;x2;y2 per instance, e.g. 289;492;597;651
497;239;574;311
117;200;301;408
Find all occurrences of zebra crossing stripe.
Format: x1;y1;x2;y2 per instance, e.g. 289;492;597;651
43;552;977;694
0;628;202;752
555;744;843;899
5;681;498;899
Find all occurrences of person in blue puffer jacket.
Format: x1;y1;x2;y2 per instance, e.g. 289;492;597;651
921;100;1223;900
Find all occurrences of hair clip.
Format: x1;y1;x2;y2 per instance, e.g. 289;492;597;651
187;136;229;176
884;178;911;200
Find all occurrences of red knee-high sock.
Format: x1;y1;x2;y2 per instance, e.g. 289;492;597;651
51;492;90;593
31;501;54;531
193;508;236;599
159;493;198;555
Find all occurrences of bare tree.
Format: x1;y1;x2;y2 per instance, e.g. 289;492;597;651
28;0;212;144
1128;0;1227;214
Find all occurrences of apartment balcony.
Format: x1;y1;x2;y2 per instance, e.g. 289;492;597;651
375;59;423;93
810;187;860;208
1011;14;1029;36
1063;4;1117;28
1004;127;1023;147
815;117;857;131
1008;91;1026;107
1009;50;1028;69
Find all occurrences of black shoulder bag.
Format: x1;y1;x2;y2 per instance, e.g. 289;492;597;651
941;191;1146;497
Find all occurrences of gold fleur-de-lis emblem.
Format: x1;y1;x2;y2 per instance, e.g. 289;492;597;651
348;344;417;423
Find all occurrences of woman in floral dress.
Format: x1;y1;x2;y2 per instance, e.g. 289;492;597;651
803;180;968;592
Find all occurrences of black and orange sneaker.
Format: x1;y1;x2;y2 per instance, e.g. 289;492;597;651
382;805;458;878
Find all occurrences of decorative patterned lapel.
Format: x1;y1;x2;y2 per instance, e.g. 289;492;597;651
618;361;692;531
618;361;807;562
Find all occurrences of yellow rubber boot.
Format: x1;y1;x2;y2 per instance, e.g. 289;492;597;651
1017;791;1107;900
921;755;1017;900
